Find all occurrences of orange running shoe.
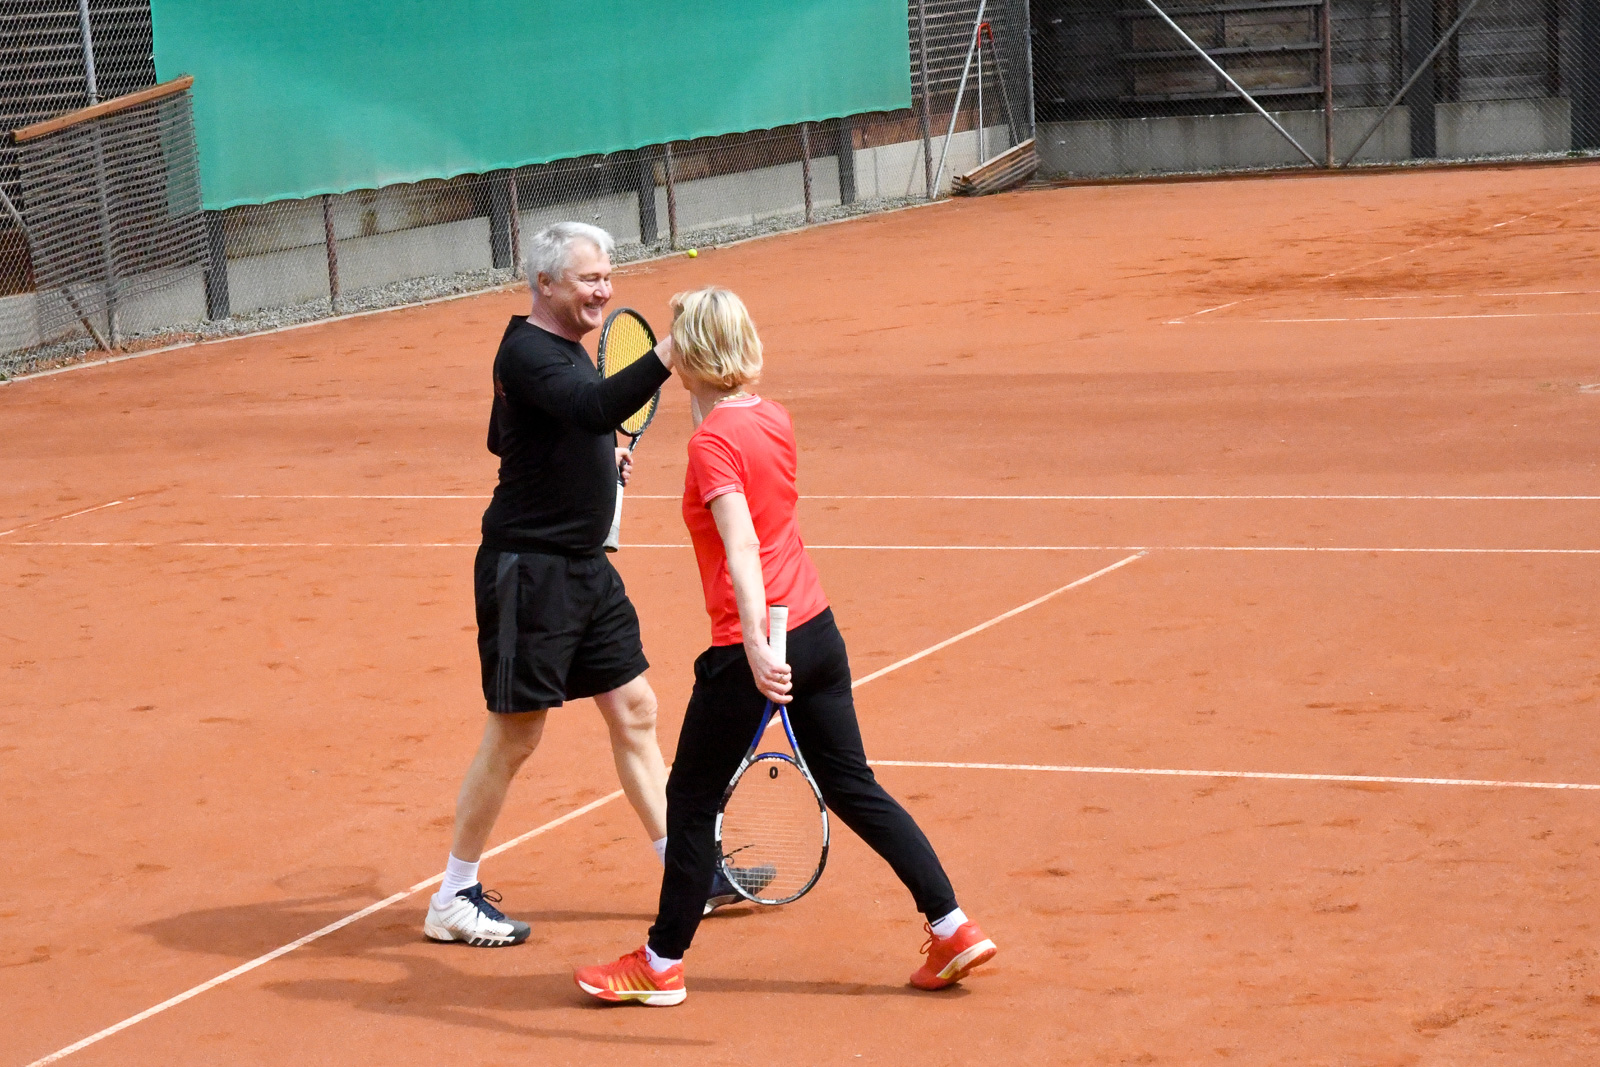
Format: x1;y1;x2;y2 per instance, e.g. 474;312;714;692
910;921;997;990
574;946;686;1006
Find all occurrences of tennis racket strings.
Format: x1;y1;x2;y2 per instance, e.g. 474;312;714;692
715;605;830;906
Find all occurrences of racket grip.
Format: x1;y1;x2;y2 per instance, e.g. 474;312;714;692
603;484;623;553
768;604;788;664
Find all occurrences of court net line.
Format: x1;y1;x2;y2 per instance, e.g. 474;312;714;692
22;555;1139;1067
871;760;1600;793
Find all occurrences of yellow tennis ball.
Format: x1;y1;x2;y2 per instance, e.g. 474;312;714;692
686;248;698;258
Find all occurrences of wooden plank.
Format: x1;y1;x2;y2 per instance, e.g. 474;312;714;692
953;138;1038;197
12;75;194;143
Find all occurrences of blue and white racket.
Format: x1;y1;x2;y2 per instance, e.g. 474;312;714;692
713;605;830;905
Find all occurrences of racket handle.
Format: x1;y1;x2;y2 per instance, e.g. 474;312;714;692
768;604;788;664
603;485;623;553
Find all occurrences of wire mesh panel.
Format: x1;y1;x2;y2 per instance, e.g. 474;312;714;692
0;0;1032;377
14;81;205;347
1032;0;1600;178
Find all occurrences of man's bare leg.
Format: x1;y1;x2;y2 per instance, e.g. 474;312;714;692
594;675;668;842
450;708;549;862
424;709;546;947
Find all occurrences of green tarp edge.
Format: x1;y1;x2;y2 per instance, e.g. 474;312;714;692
150;1;913;210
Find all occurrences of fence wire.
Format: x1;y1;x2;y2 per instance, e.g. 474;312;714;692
0;0;1035;378
1033;0;1600;176
15;84;205;348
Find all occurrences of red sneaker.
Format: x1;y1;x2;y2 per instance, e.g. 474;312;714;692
574;946;686;1006
910;921;997;990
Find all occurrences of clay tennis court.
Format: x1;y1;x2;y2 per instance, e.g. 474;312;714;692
4;163;1599;1065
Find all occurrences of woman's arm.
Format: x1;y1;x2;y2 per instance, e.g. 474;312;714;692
709;491;792;703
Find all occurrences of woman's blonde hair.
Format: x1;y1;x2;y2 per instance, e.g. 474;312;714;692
669;287;762;391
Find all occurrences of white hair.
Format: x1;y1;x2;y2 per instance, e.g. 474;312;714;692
524;221;614;282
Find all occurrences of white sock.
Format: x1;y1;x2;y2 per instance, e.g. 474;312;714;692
645;945;681;971
651;837;667;865
929;907;968;939
434;854;480;908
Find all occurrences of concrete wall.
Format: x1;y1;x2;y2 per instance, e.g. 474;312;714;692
226;216;494;313
853;124;1015;200
1040;99;1573;178
0;270;208;353
1436;98;1571;157
520;191;641;248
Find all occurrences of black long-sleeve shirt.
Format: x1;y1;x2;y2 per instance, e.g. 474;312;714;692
480;316;671;554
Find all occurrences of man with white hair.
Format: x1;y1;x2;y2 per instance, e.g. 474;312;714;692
424;222;675;947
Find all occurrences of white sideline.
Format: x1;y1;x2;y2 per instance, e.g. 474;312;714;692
870;760;1600;792
23;553;1137;1067
0;498;126;539
8;542;1600;554
21;790;623;1067
223;493;1600;501
851;553;1143;688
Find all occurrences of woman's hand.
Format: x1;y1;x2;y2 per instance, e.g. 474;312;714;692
653;334;675;370
745;635;792;704
615;447;633;486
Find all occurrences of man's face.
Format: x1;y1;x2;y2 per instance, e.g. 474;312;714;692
538;241;612;338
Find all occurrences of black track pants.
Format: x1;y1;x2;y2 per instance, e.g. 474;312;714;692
647;608;958;959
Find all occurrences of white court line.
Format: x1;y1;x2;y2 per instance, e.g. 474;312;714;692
223;493;1600;501
1258;310;1600;324
1165;193;1590;324
1346;289;1600;301
8;542;1600;554
25;555;1135;1067
21;790;623;1067
0;498;127;539
871;759;1600;792
850;553;1143;688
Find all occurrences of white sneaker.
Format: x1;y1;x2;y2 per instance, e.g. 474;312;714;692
424;883;531;947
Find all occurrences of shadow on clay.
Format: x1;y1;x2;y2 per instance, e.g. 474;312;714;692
265;959;715;1045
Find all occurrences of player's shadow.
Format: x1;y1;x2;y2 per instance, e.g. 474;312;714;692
137;891;655;962
265;953;716;1045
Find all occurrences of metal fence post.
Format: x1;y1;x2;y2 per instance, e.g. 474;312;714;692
1404;0;1438;157
1322;0;1336;166
800;122;814;223
916;0;933;199
322;194;340;312
1576;0;1600;149
507;172;522;277
664;143;679;250
633;149;658;246
77;0;119;345
203;210;229;319
836;117;857;206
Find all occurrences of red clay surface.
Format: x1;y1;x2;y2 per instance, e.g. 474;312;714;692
3;162;1599;1066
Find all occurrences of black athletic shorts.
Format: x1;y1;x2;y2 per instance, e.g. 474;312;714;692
474;546;649;713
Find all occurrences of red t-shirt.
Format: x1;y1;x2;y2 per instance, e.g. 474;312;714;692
682;395;829;646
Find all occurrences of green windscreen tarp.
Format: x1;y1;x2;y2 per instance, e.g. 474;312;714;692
149;1;912;209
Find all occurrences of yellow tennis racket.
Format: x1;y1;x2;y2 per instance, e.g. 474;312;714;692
596;307;661;553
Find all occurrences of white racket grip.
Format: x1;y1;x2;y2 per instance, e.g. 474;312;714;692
768;604;788;664
603;485;623;553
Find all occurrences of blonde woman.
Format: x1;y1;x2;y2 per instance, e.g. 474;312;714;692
575;287;995;1004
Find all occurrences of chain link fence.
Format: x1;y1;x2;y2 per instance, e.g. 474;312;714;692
1032;0;1600;178
0;0;1035;379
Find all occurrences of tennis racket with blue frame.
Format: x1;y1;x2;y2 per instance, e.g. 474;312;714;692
713;605;830;906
